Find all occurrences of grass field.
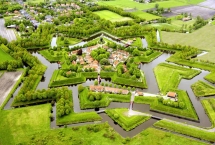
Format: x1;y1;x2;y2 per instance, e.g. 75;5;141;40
0;48;14;62
204;72;215;84
26;0;44;3
191;80;215;97
161;25;215;63
105;108;151;131
131;10;160;20
0;104;51;144
201;98;215;127
57;37;81;46
93;10;132;22
98;0;203;10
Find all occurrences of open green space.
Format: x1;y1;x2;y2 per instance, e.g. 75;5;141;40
0;47;14;62
0;104;51;145
39;49;62;62
204;72;215;84
57;37;81;46
93;10;132;22
131;10;160;20
201;98;215;127
161;25;215;63
98;0;195;10
191;80;215;97
26;0;45;3
154;63;200;93
154;119;215;143
105;108;151;131
57;111;102;125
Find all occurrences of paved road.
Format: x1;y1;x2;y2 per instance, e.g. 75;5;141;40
0;19;17;42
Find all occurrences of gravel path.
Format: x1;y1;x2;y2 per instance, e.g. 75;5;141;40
0;19;17;42
0;71;22;106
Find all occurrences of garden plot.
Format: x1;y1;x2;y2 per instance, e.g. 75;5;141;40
198;0;215;9
0;71;22;106
0;19;16;42
172;5;215;19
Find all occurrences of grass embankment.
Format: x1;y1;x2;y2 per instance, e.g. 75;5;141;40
93;10;132;22
57;37;81;46
100;71;115;78
161;25;215;63
204;72;215;84
79;87;130;109
39;50;62;62
111;71;147;89
0;47;14;62
105;108;151;131
191;81;215;97
134;51;162;63
154;119;215;143
201;98;215;127
49;70;86;87
154;63;200;93
0;104;51;145
57;112;102;125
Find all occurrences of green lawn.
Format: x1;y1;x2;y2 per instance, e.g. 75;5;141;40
191;80;215;97
161;25;215;63
131;10;160;20
204;72;215;84
154;63;200;93
26;0;44;3
93;10;132;22
154;119;215;142
171;18;195;28
201;99;215;127
0;48;14;62
57;37;81;46
0;104;51;145
105;108;151;131
98;0;200;10
57;111;102;125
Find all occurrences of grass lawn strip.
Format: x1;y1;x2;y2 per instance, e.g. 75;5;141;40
134;51;163;63
131;10;160;20
93;10;132;22
204;72;215;84
191;80;215;97
57;37;81;46
201;99;215;127
105;108;151;131
39;50;62;62
57;112;102;125
0;104;51;145
154;119;215;143
129;127;207;145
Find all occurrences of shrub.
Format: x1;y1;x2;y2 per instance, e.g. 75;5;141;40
114;113;119;119
101;82;104;86
94;80;98;85
78;85;84;93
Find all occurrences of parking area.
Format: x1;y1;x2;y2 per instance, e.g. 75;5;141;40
0;71;22;106
0;19;17;42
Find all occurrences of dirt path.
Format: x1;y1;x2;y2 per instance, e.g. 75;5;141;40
0;19;16;42
0;71;22;106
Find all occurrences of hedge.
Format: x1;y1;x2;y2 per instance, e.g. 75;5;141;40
100;71;115;79
81;72;98;79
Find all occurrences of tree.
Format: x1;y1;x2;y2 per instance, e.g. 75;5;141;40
7;64;13;71
19;23;25;32
155;3;159;9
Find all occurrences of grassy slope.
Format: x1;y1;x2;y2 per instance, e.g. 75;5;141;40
105;108;151;131
93;10;132;22
154;119;215;142
0;48;14;62
0;104;51;144
57;112;102;125
201;99;215;127
191;80;215;97
57;37;81;46
204;72;215;84
161;25;215;63
154;63;200;93
130;127;207;145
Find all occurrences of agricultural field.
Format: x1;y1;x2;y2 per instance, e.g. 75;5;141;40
161;25;215;63
131;11;160;20
98;0;198;10
93;10;133;22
